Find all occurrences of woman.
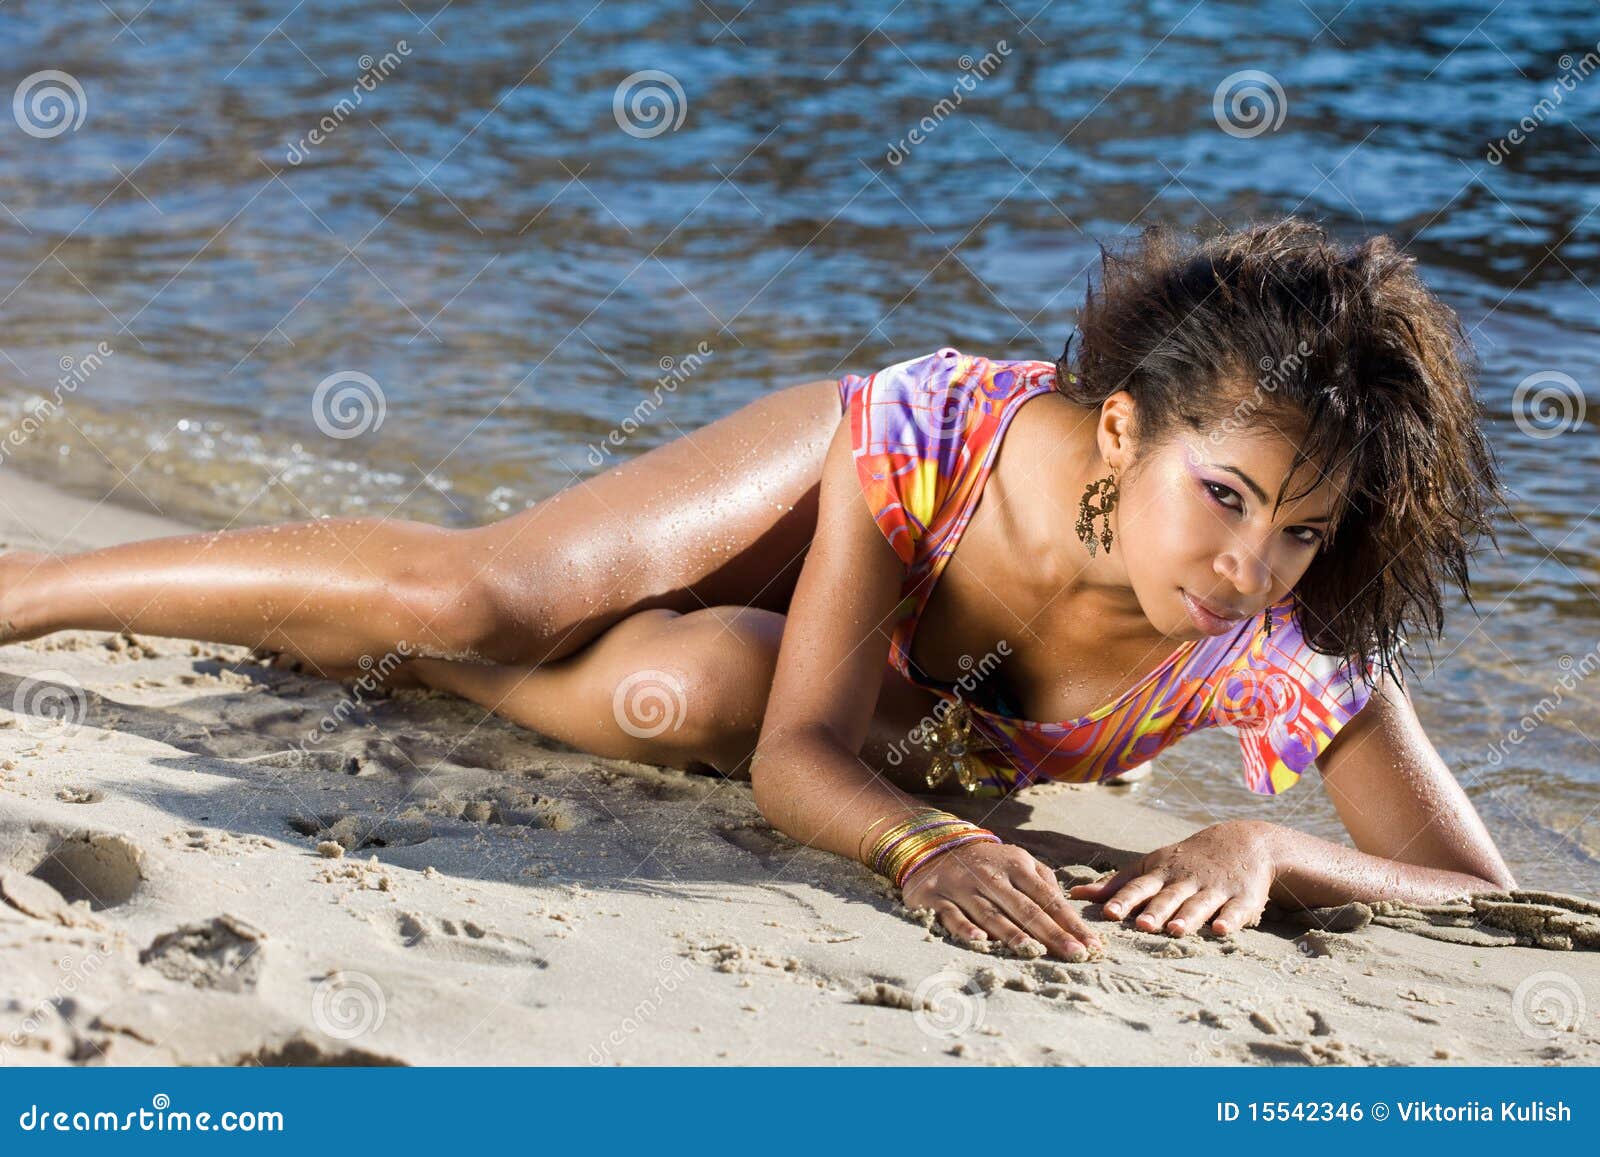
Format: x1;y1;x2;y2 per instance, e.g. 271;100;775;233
0;217;1516;962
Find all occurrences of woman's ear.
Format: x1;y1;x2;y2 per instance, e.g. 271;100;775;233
1096;391;1138;468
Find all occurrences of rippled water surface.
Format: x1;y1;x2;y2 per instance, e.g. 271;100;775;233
2;1;1598;889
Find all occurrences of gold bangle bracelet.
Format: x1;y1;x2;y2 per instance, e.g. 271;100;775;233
866;812;964;874
892;828;1000;888
857;806;950;868
881;822;978;882
868;811;980;880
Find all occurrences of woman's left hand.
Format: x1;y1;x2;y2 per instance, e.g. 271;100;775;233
1068;820;1279;937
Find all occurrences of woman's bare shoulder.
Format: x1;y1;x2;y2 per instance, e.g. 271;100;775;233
981;391;1096;547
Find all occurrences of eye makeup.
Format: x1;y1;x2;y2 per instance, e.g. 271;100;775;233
1183;451;1327;547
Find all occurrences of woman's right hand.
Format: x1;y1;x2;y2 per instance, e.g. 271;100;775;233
900;840;1104;961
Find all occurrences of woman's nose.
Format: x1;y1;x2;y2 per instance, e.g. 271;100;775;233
1216;549;1272;597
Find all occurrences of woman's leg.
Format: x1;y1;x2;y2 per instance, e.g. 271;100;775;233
0;521;489;673
405;604;952;789
409;606;783;776
0;378;844;672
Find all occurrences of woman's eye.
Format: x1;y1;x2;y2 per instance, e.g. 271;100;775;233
1209;483;1324;550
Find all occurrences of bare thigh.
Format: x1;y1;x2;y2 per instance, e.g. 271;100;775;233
459;378;843;665
412;601;960;796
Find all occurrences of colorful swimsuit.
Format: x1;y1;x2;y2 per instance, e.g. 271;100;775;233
835;347;1375;799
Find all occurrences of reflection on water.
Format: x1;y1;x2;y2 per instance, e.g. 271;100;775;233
1;0;1597;889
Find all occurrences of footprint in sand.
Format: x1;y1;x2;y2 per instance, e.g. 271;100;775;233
140;914;267;992
0;868;102;928
286;812;432;853
390;911;548;968
6;828;146;910
448;794;585;832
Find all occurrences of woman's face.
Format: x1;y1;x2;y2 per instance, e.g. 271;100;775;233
1114;423;1343;641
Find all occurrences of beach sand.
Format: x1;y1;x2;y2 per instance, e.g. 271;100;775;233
2;470;1598;1067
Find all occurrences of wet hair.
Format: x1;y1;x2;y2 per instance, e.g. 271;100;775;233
1054;215;1505;685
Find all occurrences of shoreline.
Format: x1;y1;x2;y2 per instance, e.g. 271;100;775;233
1;467;1598;1065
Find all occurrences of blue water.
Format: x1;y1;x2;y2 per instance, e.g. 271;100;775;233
1;0;1597;888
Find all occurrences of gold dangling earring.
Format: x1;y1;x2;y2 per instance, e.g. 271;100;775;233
1075;468;1120;558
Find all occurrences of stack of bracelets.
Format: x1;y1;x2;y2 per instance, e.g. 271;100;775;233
861;806;1002;890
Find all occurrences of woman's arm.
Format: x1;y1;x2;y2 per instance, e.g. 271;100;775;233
753;418;1101;959
1070;670;1517;937
1273;668;1517;906
749;416;928;861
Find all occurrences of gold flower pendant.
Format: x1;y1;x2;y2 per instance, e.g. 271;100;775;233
918;698;999;793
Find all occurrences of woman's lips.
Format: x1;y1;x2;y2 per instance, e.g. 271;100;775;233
1181;589;1248;636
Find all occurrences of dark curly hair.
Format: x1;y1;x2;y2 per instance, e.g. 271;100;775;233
1054;215;1505;685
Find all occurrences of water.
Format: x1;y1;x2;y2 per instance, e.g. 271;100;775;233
1;0;1597;891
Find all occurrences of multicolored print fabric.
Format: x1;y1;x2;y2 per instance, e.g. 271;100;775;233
836;347;1375;799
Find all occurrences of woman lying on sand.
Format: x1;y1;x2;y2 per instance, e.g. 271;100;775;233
0;216;1517;962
